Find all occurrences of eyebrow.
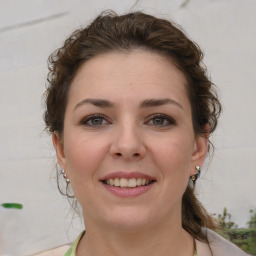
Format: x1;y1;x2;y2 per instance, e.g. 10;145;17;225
74;99;114;111
74;98;184;111
140;98;184;110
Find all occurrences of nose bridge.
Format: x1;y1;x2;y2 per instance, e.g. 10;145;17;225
110;117;145;159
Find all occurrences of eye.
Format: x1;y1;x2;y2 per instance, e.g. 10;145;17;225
80;114;110;127
146;114;176;127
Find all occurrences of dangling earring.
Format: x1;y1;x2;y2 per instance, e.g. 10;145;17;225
191;165;201;184
61;169;70;183
57;168;75;198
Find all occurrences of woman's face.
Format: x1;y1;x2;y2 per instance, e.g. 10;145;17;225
53;50;208;231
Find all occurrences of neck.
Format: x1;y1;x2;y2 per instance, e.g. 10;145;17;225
77;215;194;256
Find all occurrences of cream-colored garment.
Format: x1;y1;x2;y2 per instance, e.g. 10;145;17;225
33;245;70;256
196;229;250;256
33;229;250;256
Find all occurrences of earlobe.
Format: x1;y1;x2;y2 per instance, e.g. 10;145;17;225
191;135;208;162
52;132;66;169
191;124;210;172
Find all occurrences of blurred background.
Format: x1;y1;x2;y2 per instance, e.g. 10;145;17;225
0;0;255;255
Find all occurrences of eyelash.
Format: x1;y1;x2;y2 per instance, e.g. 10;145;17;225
146;114;176;127
79;113;176;128
80;114;110;127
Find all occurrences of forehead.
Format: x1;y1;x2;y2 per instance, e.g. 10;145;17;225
68;50;189;106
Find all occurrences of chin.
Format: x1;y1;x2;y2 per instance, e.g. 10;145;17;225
98;206;157;231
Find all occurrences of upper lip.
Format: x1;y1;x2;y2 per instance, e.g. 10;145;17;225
100;171;156;181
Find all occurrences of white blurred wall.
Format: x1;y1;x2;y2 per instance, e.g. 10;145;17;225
0;0;255;255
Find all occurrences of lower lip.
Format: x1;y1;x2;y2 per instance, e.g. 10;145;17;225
101;182;155;197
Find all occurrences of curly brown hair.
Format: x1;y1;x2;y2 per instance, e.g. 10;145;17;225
44;10;221;244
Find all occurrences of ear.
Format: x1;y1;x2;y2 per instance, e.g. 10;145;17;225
190;124;210;175
52;132;66;169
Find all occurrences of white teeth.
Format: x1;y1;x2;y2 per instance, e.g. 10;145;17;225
136;178;142;186
120;178;128;187
114;178;120;187
128;178;137;188
104;178;153;187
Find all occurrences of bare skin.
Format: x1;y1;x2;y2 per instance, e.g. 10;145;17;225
53;50;208;256
76;210;194;256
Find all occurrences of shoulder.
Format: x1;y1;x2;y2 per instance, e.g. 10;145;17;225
33;245;71;256
205;228;250;256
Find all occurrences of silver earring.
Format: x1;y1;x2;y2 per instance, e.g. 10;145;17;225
191;165;201;183
61;169;70;183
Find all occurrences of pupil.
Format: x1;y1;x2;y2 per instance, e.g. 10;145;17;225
153;118;164;125
92;118;102;125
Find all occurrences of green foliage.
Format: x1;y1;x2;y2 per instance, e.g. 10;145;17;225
214;208;256;255
248;209;256;229
215;207;237;229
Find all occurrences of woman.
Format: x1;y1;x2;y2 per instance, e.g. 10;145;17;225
43;11;249;256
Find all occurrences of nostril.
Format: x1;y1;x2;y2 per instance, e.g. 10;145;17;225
114;152;140;157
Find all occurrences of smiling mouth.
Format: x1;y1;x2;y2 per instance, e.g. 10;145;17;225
101;178;156;188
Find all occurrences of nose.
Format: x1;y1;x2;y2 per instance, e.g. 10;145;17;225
109;122;146;160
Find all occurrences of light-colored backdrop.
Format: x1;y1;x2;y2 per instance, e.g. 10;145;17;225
0;0;255;255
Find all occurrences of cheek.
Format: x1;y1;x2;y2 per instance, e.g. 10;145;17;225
151;134;194;178
154;137;194;207
64;134;108;180
63;135;110;206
